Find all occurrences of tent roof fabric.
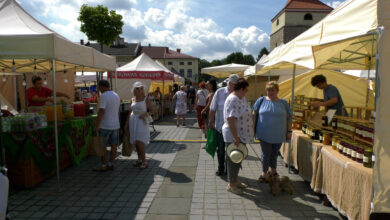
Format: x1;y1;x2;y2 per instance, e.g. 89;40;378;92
0;0;116;72
201;63;250;78
263;0;378;73
278;69;375;108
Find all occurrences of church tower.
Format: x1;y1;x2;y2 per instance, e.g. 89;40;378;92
270;0;333;51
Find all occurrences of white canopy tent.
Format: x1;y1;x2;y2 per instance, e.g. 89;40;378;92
0;0;116;190
110;53;174;100
201;63;250;78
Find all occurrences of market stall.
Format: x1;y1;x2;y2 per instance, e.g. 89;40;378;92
109;53;174;119
281;130;373;220
0;0;116;188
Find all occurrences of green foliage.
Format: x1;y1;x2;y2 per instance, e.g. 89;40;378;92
78;4;124;51
226;52;245;64
257;47;269;61
243;54;256;65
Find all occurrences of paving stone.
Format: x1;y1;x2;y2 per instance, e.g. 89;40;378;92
149;198;191;215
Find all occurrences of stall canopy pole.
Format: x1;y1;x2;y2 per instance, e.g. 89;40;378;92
366;60;371;107
161;80;165;119
114;70;118;92
288;64;297;174
52;59;60;191
374;27;383;112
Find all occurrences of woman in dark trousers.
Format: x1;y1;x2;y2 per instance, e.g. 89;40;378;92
253;81;292;182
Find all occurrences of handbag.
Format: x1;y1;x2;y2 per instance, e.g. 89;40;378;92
122;132;132;157
205;129;218;158
254;97;264;135
88;135;105;157
143;114;153;125
201;110;208;120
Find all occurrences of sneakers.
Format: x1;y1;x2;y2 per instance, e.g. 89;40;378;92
93;165;107;172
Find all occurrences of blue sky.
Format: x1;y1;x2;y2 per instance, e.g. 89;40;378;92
18;0;344;61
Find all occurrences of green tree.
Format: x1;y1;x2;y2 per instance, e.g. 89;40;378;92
78;4;124;52
257;47;269;61
243;54;255;65
226;52;244;64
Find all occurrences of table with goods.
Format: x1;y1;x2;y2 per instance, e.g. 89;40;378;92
280;95;374;220
1;100;97;188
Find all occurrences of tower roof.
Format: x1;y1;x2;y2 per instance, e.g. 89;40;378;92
284;0;333;10
272;0;333;22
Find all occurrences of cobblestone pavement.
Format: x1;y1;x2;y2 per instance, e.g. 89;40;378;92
7;112;346;220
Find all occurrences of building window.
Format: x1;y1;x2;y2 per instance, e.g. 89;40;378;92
187;69;192;78
276;19;279;26
180;61;184;65
168;61;173;65
304;13;313;20
180;69;185;75
187;61;192;65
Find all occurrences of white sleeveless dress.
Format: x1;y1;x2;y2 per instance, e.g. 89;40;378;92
129;98;150;145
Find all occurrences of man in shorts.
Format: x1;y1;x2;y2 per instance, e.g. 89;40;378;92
93;80;121;171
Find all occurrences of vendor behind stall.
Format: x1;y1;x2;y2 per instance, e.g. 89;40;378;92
26;76;70;106
311;74;347;116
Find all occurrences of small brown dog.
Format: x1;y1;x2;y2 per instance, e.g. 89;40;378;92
268;174;294;196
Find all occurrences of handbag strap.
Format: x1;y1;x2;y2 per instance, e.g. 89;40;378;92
254;97;265;134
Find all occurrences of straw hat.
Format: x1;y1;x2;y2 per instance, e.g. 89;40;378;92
226;143;248;163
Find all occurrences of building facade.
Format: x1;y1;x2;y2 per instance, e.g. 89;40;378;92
270;0;333;51
81;37;141;67
141;45;199;84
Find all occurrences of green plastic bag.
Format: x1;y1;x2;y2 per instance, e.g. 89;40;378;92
205;129;218;158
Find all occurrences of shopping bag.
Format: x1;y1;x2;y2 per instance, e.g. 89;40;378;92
88;136;105;157
122;132;133;157
205;129;218;158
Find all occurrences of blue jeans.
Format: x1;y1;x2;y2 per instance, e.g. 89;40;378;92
216;131;225;173
259;140;282;173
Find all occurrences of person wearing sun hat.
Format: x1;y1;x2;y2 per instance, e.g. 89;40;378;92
209;73;239;176
125;81;153;170
222;78;253;195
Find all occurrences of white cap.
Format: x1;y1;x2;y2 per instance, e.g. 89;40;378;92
228;74;239;83
132;81;145;92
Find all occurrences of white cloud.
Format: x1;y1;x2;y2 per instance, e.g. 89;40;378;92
326;1;345;9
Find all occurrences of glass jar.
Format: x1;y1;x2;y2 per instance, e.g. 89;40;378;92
296;121;302;130
292;120;298;130
345;140;352;158
356;145;364;163
350;142;358;161
323;132;332;145
322;115;328;126
332;118;338;129
302;123;307;134
338;140;344;155
363;147;373;168
332;136;339;150
319;131;324;143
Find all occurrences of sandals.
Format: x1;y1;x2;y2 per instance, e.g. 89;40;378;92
258;175;267;183
139;162;148;170
227;186;243;195
237;182;248;189
133;160;142;167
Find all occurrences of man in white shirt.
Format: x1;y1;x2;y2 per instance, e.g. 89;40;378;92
93;80;120;171
209;74;239;176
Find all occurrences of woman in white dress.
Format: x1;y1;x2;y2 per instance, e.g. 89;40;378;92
174;86;187;126
125;82;153;169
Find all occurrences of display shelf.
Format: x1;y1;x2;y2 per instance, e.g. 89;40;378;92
354;136;373;145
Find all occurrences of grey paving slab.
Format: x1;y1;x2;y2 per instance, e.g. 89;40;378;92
144;214;188;220
148;198;191;214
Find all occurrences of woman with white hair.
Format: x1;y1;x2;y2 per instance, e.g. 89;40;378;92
174;85;187;126
125;82;153;169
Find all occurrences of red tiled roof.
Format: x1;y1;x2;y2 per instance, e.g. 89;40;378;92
284;0;333;10
272;0;332;22
141;46;198;59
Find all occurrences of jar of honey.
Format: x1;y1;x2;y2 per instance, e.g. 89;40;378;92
323;132;332;145
332;136;339;151
319;131;324;143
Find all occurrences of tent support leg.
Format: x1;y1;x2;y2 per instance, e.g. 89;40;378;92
162;80;164;120
52;59;60;192
288;64;296;174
